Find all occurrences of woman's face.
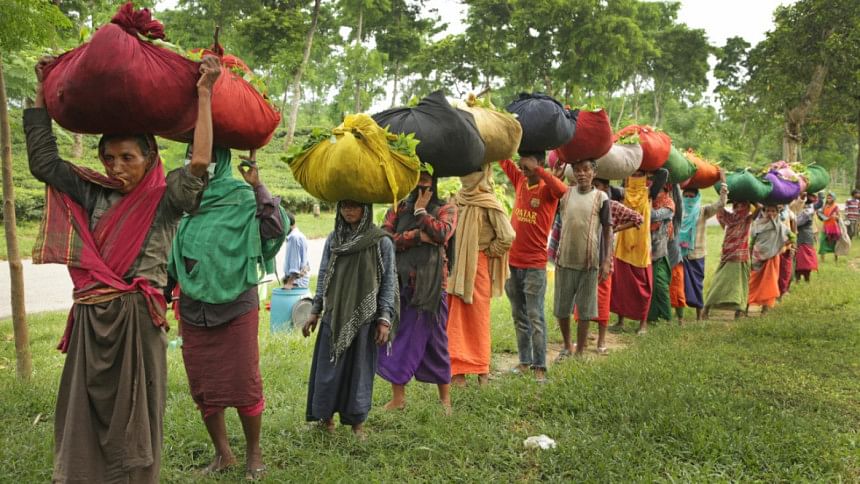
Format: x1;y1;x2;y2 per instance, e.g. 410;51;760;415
340;201;364;225
764;206;779;219
826;194;835;204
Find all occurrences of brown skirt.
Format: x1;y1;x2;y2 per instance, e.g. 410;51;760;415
54;292;166;484
180;309;263;410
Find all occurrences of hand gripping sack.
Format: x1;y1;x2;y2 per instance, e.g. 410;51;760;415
682;150;721;189
505;93;576;152
558;109;613;163
166;46;281;150
373;90;485;177
664;146;698;184
287;114;420;204
803;164;830;194
614;125;671;171
718;169;773;203
453;94;522;163
41;3;200;136
594;144;644;180
764;171;801;204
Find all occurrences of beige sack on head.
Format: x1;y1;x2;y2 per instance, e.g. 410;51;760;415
595;143;644;180
454;94;523;163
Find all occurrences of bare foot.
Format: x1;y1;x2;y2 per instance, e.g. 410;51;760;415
201;453;237;475
352;424;367;441
383;400;406;411
440;399;452;416
477;374;489;386
320;418;336;433
451;374;467;387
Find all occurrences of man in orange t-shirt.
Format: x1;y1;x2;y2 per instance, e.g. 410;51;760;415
500;152;567;381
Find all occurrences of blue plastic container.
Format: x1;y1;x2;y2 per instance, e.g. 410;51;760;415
270;287;310;332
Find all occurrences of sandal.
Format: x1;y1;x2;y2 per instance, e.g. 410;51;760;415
596;346;608;355
245;464;267;481
554;349;572;363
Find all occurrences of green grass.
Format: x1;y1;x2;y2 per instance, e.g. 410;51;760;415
1;229;859;481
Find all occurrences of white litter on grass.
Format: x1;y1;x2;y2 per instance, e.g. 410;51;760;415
523;435;556;450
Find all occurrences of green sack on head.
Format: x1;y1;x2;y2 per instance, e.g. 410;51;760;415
717;169;773;203
664;146;697;184
287;114;421;205
804;164;830;194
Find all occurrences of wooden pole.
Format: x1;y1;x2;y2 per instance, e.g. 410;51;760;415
0;52;32;380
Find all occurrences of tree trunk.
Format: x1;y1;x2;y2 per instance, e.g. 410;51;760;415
749;133;762;164
72;133;83;158
632;75;641;121
390;61;400;108
0;55;32;380
855;110;860;191
279;75;290;128
353;7;364;113
652;81;662;127
284;0;322;149
614;83;628;131
782;64;828;163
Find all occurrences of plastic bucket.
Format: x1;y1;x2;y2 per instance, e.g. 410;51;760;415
270;287;310;332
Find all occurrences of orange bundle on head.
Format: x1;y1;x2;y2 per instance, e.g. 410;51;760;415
614;125;671;171
682;149;721;189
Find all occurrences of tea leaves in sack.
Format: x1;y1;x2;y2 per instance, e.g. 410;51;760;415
614;125;671;171
594;144;644;180
286;114;420;205
373;90;485;177
41;3;199;136
558;109;613;163
453;94;522;163
664;146;697;184
804;164;830;193
682;150;721;189
718;169;773;203
506;93;576;152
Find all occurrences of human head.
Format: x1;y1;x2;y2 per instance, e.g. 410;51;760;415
683;187;699;199
568;159;596;191
826;192;835;204
593;177;610;194
287;211;296;234
763;205;779;219
97;134;157;194
339;199;365;226
417;172;433;193
807;193;818;205
517;151;546;182
852;189;860;199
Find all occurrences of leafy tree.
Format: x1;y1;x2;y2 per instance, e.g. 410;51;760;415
0;0;70;380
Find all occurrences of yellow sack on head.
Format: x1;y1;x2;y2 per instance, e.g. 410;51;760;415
454;94;522;163
288;114;421;205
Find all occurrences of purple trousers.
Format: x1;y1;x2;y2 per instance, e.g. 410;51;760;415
377;291;451;385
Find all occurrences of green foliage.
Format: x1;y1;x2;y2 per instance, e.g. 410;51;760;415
2;233;860;481
0;0;70;51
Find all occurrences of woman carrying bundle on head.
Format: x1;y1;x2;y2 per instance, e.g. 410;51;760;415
794;193;819;282
610;168;668;335
26;55;220;482
817;192;841;262
678;175;728;321
168;146;286;480
703;201;759;320
448;164;515;385
377;172;458;413
748;205;792;314
303;200;398;439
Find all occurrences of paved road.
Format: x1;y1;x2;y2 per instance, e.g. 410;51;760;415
0;238;327;319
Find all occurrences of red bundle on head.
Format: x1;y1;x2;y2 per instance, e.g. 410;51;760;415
173;47;281;150
41;3;200;137
614;125;671;171
558;109;612;163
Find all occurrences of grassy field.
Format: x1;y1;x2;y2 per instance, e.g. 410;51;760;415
1;228;859;482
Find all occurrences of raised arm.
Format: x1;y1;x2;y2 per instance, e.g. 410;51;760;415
499;159;523;187
187;56;221;178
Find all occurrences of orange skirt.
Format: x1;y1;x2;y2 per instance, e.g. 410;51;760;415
575;274;611;327
669;263;686;309
447;252;492;375
749;256;780;308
